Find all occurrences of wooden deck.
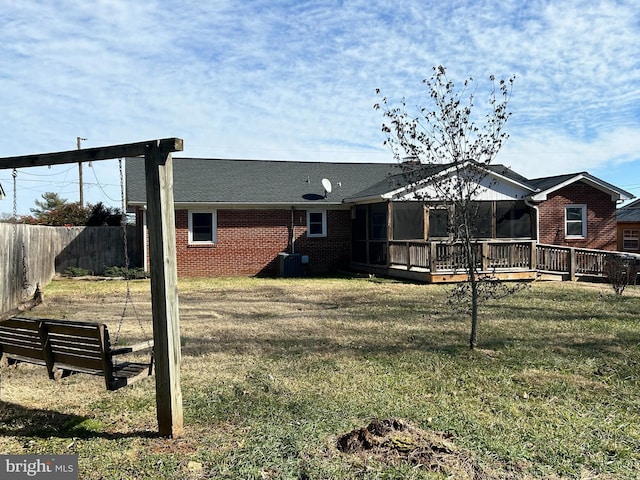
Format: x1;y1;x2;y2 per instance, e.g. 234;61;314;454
351;240;638;283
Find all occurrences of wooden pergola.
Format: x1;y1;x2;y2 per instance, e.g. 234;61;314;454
0;138;184;438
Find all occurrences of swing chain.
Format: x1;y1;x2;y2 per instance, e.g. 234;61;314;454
12;168;30;296
114;158;148;344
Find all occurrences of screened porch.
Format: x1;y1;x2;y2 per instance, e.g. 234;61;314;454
350;200;538;282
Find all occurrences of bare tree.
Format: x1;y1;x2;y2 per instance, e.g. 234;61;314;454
375;66;517;349
603;254;638;295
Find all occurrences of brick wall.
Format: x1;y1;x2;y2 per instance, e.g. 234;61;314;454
173;208;352;277
537;182;617;250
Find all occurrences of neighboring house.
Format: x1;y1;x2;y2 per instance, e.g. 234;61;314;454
125;157;633;279
616;199;640;253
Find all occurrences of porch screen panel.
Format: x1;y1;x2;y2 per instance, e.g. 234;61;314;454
392;202;424;240
369;203;387;265
469;202;492;238
352;205;368;263
369;203;387;240
496;201;532;238
428;208;449;238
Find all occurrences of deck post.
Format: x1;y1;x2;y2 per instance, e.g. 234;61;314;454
569;247;577;281
481;242;490;271
144;140;184;438
429;242;437;273
530;241;537;270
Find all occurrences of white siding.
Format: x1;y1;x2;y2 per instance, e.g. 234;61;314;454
390;171;530;202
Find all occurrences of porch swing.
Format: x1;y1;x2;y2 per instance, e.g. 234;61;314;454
0;161;154;391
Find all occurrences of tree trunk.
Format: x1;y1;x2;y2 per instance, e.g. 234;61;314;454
0;284;43;323
469;273;478;349
464;234;478;350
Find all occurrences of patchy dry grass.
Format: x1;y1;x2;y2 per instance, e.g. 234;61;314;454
1;276;639;479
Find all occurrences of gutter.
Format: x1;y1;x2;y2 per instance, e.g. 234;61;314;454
127;201;349;210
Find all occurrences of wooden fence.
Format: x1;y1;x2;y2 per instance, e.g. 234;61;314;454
0;223;140;314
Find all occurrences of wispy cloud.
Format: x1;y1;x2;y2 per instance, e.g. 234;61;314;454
1;0;639;212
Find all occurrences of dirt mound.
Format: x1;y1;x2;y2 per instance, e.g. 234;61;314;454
337;418;484;479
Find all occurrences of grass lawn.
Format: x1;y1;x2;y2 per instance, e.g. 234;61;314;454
1;276;639;479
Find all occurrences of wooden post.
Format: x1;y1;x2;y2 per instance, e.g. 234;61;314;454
530;241;537;270
481;242;490;271
0;138;184;437
569;247;577;282
429;242;437;273
144;140;183;438
406;241;411;270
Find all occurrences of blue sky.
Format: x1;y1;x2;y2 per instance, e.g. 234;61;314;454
1;0;639;214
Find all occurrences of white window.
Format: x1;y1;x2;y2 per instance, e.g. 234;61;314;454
623;229;640;251
306;210;327;238
565;205;586;239
188;210;217;244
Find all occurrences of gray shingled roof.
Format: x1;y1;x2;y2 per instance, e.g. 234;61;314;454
528;171;634;201
527;173;587;191
126;157;633;207
126;157;398;206
617;199;640;222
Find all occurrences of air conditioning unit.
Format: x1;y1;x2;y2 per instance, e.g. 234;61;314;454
278;253;303;278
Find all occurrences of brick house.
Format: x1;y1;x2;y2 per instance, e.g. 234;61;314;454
126;158;395;277
125;158;632;279
528;173;627;250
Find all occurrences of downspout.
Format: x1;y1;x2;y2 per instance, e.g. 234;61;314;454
525;197;540;272
524;198;539;243
290;206;295;254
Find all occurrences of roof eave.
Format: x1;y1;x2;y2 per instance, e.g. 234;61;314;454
342;193;392;204
128;200;349;210
529;173;635;202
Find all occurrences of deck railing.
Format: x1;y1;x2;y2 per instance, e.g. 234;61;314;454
388;240;635;279
536;243;629;280
388;240;536;273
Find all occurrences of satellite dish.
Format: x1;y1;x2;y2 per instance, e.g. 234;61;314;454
321;178;333;194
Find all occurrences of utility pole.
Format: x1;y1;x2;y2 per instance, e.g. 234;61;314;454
77;137;86;206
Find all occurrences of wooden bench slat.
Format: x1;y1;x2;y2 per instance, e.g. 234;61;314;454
1;344;47;360
0;324;42;346
53;353;104;371
46;325;103;339
49;336;103;349
50;344;104;357
53;362;103;376
0;334;42;348
0;319;41;330
3;353;48;366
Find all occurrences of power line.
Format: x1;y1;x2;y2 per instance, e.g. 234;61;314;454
89;163;120;202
